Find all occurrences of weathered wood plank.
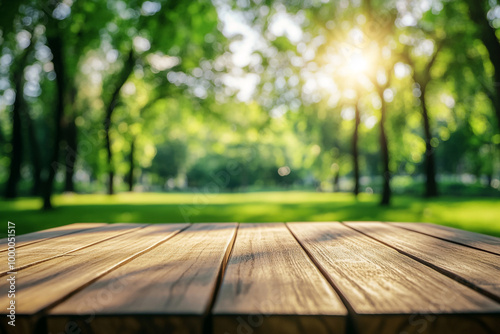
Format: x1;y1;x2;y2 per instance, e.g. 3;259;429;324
0;224;188;334
47;223;237;334
0;223;106;252
288;222;500;334
213;223;347;334
0;223;144;276
346;222;500;303
390;222;500;256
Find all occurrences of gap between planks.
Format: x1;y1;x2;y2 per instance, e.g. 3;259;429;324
285;222;358;334
202;223;239;334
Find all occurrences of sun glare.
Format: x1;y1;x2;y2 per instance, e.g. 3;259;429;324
347;52;369;74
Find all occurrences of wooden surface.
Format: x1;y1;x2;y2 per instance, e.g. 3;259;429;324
1;222;500;334
0;224;187;334
390;222;500;256
345;222;500;303
48;223;237;334
213;223;346;334
0;223;143;275
0;223;106;252
288;222;500;334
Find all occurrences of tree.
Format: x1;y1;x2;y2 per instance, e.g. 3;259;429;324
465;0;500;132
4;50;30;199
103;49;135;195
352;98;362;196
42;21;66;209
101;0;224;194
362;0;397;205
56;0;115;194
126;136;135;191
375;70;392;205
402;39;444;197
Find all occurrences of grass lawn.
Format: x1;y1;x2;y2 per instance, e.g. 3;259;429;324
1;191;499;237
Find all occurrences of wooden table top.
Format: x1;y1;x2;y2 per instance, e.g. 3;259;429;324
1;222;499;334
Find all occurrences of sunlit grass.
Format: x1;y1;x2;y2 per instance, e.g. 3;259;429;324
0;191;499;237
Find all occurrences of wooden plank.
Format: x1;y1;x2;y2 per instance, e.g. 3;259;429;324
390;222;500;256
0;223;188;334
0;223;106;252
47;223;237;334
213;223;347;334
288;222;500;334
345;222;500;303
0;223;144;276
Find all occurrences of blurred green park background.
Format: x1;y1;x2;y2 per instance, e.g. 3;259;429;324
1;0;499;235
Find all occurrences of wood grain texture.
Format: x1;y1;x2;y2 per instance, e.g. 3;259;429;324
0;224;187;334
0;223;106;252
345;222;500;303
0;223;144;276
47;223;238;334
2;222;500;334
288;222;500;334
390;222;500;256
213;223;347;334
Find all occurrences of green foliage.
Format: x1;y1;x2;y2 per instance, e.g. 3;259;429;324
149;140;187;181
0;0;499;208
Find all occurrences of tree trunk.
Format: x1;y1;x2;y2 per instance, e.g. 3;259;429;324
378;88;391;205
333;168;340;192
42;33;66;210
104;49;135;195
467;0;500;132
352;101;361;196
420;87;438;197
64;116;77;192
23;108;42;196
4;63;24;199
62;85;78;193
127;137;135;192
0;123;5;145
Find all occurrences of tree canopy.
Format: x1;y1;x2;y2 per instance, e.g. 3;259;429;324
1;0;499;208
